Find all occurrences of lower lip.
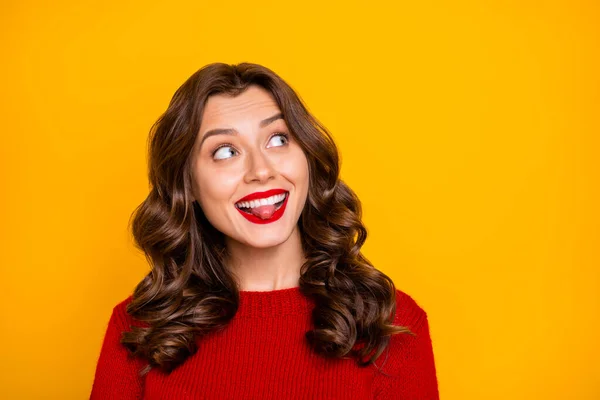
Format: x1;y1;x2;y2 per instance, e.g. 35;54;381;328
235;193;289;224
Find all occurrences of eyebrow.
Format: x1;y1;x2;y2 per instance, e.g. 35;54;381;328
198;112;284;150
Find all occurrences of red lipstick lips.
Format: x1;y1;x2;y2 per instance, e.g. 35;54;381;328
235;188;288;203
235;188;289;225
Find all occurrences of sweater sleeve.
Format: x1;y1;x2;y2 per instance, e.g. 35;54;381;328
372;291;440;400
89;297;147;400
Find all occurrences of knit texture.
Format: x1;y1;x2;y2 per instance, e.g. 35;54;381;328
90;287;439;399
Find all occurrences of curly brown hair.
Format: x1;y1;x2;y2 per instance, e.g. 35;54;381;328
121;62;413;377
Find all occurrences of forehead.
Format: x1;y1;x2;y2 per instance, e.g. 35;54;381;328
200;85;281;128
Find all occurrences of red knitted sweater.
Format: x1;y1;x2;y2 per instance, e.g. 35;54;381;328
90;287;439;399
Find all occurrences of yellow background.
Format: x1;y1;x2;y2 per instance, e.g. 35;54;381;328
1;1;598;398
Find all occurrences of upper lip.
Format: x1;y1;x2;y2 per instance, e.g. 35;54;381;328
235;188;288;203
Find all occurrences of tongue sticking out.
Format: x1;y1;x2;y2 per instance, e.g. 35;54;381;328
249;204;277;219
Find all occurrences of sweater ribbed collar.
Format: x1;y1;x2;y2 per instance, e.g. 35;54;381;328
236;286;315;317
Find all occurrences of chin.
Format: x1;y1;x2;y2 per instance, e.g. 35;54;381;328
242;238;287;249
220;214;298;249
238;226;295;249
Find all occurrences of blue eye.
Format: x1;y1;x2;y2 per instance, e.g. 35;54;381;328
267;133;289;148
211;133;288;160
213;145;238;160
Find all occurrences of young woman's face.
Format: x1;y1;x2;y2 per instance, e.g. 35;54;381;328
190;85;309;248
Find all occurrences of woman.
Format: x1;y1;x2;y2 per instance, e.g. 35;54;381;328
90;62;439;399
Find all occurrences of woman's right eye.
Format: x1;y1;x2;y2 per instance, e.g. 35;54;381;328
213;145;238;160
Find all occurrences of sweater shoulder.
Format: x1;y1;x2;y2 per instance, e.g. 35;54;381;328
391;288;429;333
373;288;436;376
372;289;439;398
109;294;148;331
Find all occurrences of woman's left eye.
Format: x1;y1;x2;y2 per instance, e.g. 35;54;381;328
267;133;289;148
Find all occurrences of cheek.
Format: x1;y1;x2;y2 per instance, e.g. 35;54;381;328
195;168;240;208
279;149;310;187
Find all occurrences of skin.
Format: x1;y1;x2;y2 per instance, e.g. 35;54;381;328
190;85;309;292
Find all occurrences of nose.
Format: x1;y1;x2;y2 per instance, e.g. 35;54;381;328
243;148;276;184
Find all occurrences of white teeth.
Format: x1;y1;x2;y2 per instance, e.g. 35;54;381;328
236;193;287;209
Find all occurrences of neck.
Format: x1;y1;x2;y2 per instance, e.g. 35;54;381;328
225;224;305;292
